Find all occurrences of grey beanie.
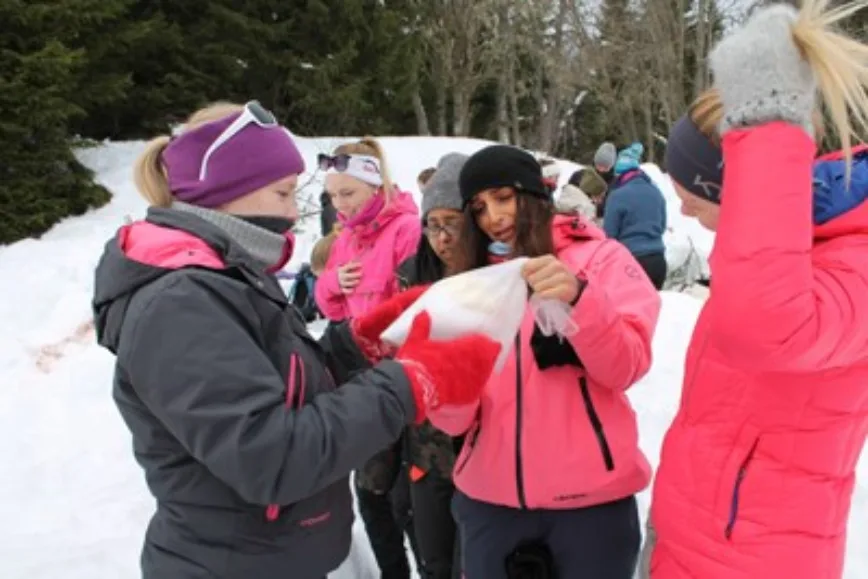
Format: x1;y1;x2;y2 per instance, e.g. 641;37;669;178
593;142;617;171
421;153;469;216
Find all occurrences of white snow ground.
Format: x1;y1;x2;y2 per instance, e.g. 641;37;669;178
0;136;863;578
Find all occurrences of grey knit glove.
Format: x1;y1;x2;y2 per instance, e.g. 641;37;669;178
709;4;816;137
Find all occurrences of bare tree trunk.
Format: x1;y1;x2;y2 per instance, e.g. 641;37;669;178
411;90;431;135
643;93;655;162
496;86;510;143
693;0;709;98
495;0;513;144
537;0;571;153
509;66;522;146
436;82;447;136
453;86;470;136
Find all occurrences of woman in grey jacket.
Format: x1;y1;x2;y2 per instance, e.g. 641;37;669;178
91;101;500;579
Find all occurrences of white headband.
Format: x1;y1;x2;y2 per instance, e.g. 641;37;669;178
328;154;383;187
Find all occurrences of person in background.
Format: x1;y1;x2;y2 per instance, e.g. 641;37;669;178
647;3;868;578
557;168;605;221
397;153;469;579
287;263;321;322
310;230;338;278
320;189;338;237
602;143;668;289
590;142;618;220
91;101;501;579
430;144;661;579
594;142;617;186
287;231;340;322
418;167;437;191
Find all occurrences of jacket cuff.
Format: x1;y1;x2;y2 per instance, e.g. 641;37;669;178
376;359;419;425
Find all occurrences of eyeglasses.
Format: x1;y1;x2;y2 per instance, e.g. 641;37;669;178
424;222;460;239
198;100;278;180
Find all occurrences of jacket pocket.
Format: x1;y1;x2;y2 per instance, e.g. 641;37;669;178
579;377;615;471
453;421;481;476
266;353;304;522
724;437;759;540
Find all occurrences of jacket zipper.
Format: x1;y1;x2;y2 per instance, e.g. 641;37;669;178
515;333;527;509
453;420;480;475
724;438;759;540
266;353;301;522
578;376;615;471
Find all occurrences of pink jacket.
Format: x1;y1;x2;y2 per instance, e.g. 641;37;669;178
428;215;661;510
315;191;421;320
651;124;868;579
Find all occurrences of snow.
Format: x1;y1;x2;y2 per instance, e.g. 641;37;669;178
0;136;864;579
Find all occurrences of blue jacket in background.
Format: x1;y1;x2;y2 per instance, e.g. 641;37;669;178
603;171;667;257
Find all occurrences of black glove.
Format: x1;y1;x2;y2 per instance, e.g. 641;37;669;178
530;323;583;371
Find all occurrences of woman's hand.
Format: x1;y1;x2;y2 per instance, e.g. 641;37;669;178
338;261;362;294
521;255;581;304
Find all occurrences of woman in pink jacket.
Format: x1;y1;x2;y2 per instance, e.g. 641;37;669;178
649;3;868;578
427;144;662;578
314;137;421;321
313;137;423;578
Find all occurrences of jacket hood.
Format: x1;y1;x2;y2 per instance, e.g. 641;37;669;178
93;209;237;354
813;146;868;240
552;213;606;253
381;189;420;221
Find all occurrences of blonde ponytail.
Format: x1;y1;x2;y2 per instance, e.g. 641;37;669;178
133;136;173;207
132;102;245;207
793;0;868;174
359;137;395;197
334;137;396;200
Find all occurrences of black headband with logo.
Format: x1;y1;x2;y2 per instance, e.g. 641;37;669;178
665;114;724;204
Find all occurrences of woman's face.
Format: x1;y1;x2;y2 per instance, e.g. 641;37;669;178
221;175;299;221
326;173;378;219
424;208;463;266
469;187;518;246
674;181;719;232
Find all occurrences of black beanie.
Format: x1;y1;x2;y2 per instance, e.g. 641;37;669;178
459;145;550;207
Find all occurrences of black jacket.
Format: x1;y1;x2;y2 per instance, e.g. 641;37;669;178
320;190;338;236
92;208;416;579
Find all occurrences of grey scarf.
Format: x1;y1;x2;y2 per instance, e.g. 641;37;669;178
171;202;288;270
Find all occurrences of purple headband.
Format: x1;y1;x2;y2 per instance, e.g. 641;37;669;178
665;114;724;204
161;112;305;209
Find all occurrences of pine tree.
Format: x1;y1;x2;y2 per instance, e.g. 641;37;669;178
0;0;114;244
270;0;413;136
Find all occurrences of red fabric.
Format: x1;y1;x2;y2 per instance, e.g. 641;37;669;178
396;313;500;424
650;123;868;579
350;285;429;362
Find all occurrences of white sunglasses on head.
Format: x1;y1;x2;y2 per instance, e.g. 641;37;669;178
198;100;278;181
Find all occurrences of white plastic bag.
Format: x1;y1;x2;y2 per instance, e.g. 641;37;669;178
381;258;579;371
